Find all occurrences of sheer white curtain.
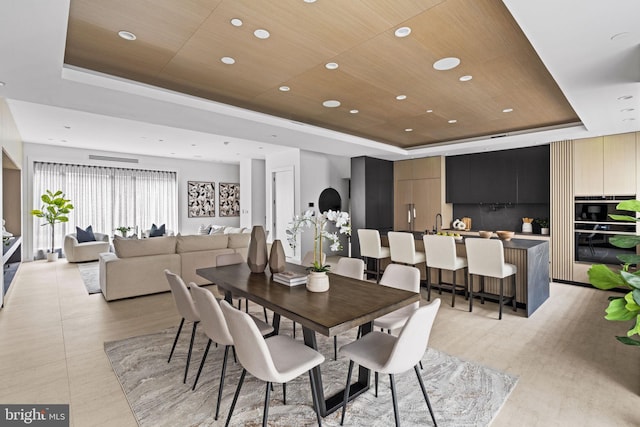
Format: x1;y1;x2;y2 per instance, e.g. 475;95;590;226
32;162;177;256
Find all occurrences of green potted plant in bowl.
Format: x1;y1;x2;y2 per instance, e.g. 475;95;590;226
535;218;550;235
30;189;74;262
588;199;640;346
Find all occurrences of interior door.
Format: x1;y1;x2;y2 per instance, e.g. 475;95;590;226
273;168;295;258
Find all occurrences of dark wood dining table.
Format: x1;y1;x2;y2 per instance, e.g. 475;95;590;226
197;262;420;417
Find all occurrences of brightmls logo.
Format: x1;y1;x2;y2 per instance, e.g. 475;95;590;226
0;405;68;426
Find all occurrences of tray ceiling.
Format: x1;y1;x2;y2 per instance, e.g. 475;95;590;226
64;0;579;149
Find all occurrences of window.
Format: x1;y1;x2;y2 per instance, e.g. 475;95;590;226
32;162;177;254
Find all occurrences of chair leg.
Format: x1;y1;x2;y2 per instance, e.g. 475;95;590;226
452;269;457;308
426;266;431;301
192;338;212;391
464;267;469;300
293;321;296;339
499;278;504;320
263;307;269;323
341;360;354;426
245;299;249;313
308;370;323;427
376;258;381;284
224;368;246;427
389;374;401;427
468;274;474;313
283;382;287;405
414;365;438;427
480;276;485;304
437;268;443;295
334;336;338;361
184;322;198;384
232;346;237;363
375;371;379;397
512;275;517;312
214;345;231;420
168;318;185;363
263;382;271;427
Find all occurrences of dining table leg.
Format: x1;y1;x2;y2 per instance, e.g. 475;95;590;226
302;322;372;417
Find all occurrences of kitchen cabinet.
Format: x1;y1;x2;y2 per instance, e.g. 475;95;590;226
574;133;637;196
394;157;450;232
516;145;550;203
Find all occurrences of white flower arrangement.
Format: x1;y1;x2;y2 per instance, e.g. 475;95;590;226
286;209;351;272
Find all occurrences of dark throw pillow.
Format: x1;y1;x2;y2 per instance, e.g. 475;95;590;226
76;225;96;243
149;223;166;237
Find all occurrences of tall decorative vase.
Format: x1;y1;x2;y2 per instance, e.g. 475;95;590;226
269;239;286;273
307;271;330;292
247;225;268;273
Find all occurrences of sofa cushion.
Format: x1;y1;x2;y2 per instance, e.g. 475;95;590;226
223;226;244;234
113;236;177;258
149;223;166;237
76;225;96;243
228;232;251;249
176;234;229;253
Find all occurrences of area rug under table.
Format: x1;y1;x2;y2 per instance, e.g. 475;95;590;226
105;322;517;427
78;261;100;294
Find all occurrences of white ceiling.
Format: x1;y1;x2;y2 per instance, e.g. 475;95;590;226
0;0;638;164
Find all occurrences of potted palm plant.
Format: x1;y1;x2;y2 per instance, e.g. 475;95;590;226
31;189;74;262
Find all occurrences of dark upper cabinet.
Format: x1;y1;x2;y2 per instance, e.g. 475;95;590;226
446;145;550;204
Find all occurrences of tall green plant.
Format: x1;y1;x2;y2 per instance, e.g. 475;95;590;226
588;199;640;346
30;189;74;253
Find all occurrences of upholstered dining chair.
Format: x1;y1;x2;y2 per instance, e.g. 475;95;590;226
189;283;273;420
164;269;200;384
423;234;468;307
373;264;420;333
357;229;390;283
339;298;441;427
329;257;366;360
216;252;269;323
465;238;517;320
220;300;325;427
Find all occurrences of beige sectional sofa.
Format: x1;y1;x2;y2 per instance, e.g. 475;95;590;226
99;233;251;301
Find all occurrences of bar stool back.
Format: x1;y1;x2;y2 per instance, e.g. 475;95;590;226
387;231;426;267
357;229;390;283
423;234;468;307
465;238;517;319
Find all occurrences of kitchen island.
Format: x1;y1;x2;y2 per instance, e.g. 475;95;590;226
381;233;550;317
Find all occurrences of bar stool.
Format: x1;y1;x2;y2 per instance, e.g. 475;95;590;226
357;229;390;283
387;231;426;274
465;238;517;320
423;234;468;307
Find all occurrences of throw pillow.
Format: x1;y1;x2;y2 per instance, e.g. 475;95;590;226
149;223;166;237
197;224;212;235
76;225;96;243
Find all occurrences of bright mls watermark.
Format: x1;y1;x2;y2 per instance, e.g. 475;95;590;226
0;405;69;426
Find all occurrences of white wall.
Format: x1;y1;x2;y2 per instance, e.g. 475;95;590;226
22;143;239;257
239;158;266;229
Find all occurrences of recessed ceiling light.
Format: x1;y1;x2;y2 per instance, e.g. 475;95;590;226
349;109;359;114
459;75;473;82
396;95;407;100
221;56;235;65
433;57;461;71
230;18;243;27
502;108;514;113
322;100;341;108
325;62;339;70
426;109;433;113
618;95;633;101
118;31;136;41
394;27;411;38
621;108;635;112
279;86;290;92
254;29;270;39
448;119;457;124
405;128;413;132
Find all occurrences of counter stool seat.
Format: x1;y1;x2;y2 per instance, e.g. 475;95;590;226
423;234;468;307
465;238;517;320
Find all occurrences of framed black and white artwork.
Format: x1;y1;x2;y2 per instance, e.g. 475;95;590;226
219;183;240;217
188;181;216;218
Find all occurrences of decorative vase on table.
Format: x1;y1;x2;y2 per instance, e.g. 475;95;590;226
247;225;268;273
306;271;330;292
269;239;286;273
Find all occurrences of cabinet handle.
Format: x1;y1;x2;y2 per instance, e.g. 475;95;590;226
413;208;417;218
408;209;411;224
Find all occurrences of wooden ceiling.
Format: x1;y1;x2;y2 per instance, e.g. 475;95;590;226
64;0;579;149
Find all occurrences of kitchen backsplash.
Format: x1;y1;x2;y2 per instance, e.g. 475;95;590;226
451;203;550;232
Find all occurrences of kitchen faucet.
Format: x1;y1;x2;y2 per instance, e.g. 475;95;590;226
434;213;442;233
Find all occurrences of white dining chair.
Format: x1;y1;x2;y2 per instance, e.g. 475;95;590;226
465;238;517;320
423;234;468;307
189;283;273;420
164;269;200;384
339;298;441;427
330;257;366;359
220;300;325;427
357;229;390;283
373;264;420;333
